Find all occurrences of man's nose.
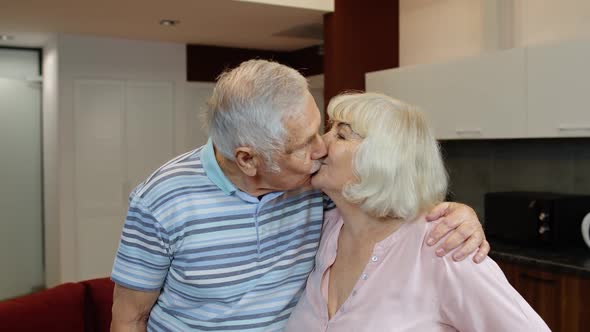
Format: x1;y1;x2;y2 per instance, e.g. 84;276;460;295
311;134;328;160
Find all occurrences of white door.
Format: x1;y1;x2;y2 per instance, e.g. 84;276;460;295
0;78;44;299
74;80;126;280
74;79;176;280
126;81;175;190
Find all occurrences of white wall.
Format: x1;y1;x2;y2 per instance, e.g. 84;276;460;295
400;0;484;66
42;38;61;286
0;49;39;79
515;0;590;47
400;0;590;66
44;34;194;284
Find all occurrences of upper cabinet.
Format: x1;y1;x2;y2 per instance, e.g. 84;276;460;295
366;48;527;139
527;39;590;137
366;38;590;139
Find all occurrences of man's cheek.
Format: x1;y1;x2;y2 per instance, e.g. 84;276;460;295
291;149;308;160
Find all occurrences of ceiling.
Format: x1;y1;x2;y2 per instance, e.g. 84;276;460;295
0;0;330;50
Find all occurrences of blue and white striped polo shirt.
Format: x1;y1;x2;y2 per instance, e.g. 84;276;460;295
112;139;331;331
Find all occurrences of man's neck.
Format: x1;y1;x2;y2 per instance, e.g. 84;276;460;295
214;149;275;197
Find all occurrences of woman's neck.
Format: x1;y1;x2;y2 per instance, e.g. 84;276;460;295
324;190;403;243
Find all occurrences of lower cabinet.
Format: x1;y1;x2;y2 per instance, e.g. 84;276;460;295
496;259;590;332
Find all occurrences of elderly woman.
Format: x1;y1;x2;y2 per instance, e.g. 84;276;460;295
285;93;549;331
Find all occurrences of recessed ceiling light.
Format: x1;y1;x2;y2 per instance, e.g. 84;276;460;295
159;19;180;27
0;35;15;41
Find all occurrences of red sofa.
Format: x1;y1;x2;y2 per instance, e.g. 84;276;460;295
0;278;114;332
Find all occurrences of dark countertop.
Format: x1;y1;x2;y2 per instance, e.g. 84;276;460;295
489;240;590;278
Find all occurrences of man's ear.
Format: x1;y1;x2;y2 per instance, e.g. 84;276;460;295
234;147;260;177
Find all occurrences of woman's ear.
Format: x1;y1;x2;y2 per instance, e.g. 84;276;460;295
234;147;259;177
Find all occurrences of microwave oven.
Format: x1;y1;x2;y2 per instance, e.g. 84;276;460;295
484;191;590;248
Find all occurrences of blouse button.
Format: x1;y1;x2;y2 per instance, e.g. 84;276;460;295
371;255;379;262
361;273;368;280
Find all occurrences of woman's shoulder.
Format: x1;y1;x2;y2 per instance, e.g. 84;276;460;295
421;220;504;285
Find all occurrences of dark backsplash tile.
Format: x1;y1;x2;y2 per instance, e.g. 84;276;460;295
440;138;590;222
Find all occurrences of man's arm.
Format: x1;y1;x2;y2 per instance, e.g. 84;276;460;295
111;194;172;331
425;202;490;263
111;284;160;332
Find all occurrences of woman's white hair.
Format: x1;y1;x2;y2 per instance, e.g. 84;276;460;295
206;59;309;172
327;92;448;220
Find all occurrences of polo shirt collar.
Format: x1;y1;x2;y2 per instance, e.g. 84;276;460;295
201;138;237;196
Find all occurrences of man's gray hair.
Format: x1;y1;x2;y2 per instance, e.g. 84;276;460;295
206;59;309;171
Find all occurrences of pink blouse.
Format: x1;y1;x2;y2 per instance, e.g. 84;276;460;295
285;210;550;332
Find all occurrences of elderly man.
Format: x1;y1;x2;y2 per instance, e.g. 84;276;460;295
110;60;489;332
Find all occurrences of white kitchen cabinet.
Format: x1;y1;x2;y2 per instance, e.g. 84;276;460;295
366;48;527;140
527;39;590;137
74;79;175;280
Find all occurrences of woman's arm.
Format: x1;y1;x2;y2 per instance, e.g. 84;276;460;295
437;253;550;331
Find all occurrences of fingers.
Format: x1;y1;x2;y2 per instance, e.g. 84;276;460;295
426;215;462;246
473;240;490;263
435;221;479;258
451;228;483;261
425;202;451;221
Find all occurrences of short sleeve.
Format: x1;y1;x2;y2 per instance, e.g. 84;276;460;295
111;195;172;291
437;254;550;332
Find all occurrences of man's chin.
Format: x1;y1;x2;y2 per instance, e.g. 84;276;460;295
310;174;321;189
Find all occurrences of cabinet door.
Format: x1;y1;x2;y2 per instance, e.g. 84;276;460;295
496;259;590;332
561;274;590;332
516;269;562;331
528;38;590;137
366;48;527;139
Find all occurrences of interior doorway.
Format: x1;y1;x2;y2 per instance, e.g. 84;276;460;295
0;47;44;300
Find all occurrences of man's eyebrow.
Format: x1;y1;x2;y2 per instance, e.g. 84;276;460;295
285;131;316;154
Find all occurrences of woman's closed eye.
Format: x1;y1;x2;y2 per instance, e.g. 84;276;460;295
335;122;354;140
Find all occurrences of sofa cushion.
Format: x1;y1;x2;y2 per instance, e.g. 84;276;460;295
0;282;86;332
82;277;114;332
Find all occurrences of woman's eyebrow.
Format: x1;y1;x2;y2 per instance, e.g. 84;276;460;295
337;122;352;132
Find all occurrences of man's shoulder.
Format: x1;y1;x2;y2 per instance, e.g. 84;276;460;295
322;193;336;211
132;147;212;204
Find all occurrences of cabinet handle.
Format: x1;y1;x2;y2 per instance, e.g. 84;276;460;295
455;128;482;135
519;272;557;284
558;125;590;131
